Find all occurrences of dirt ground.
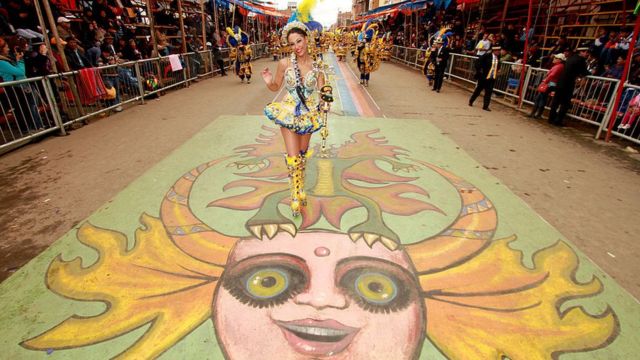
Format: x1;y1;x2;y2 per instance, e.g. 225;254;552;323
1;57;639;300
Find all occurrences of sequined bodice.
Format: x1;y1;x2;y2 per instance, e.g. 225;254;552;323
284;67;318;100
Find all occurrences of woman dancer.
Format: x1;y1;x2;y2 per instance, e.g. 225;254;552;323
261;0;332;217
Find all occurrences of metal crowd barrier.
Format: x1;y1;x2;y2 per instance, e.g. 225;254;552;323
391;47;627;141
518;67;619;132
0;77;63;148
0;43;269;154
391;45;425;70
598;83;640;145
446;52;479;85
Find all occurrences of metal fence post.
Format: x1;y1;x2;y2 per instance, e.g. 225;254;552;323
208;50;214;76
134;61;145;105
42;77;66;136
447;53;455;79
183;54;190;86
519;65;533;109
596;79;621;140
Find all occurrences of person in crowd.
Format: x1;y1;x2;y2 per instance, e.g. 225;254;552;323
600;30;620;67
503;23;517;51
614;28;632;60
121;38;142;61
545;35;569;66
499;47;513;63
530;53;565;119
450;34;463;54
603;55;624;79
56;16;76;41
81;7;95;24
469;45;501;111
100;33;119;65
155;29;170;56
431;38;449;93
95;8;113;31
212;44;226;76
548;44;591;127
0;7;15;36
64;36;90;70
116;37;127;58
617;92;640;130
475;32;491;56
592;28;609;58
186;35;202;78
25;42;51;77
7;0;44;40
586;51;599;75
628;51;640;85
0;36;44;132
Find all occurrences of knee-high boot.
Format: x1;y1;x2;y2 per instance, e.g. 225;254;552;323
285;155;302;216
298;149;313;206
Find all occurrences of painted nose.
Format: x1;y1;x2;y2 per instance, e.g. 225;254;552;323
294;274;348;310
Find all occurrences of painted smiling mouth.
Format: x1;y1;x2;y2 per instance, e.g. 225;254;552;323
279;323;349;342
276;319;360;356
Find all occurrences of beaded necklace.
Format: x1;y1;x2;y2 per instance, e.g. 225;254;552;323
291;52;311;111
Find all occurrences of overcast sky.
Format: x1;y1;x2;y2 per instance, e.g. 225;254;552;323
273;0;352;27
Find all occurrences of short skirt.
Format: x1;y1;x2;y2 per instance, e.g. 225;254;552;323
264;95;323;135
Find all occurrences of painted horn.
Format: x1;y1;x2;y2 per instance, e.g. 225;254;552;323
160;157;239;266
405;161;497;274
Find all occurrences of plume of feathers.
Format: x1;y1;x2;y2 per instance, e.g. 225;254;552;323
295;0;318;23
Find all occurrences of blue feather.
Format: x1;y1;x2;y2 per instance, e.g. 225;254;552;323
307;21;323;32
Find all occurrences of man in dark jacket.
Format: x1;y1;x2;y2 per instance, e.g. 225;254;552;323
64;37;90;70
469;45;501;111
212;44;227;76
431;38;449;92
547;45;591;126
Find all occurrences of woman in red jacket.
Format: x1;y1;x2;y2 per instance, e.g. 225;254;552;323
530;53;566;118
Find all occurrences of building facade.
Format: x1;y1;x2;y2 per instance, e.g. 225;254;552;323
336;11;353;28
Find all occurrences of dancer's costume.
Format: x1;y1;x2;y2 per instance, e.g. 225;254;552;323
355;21;380;87
226;27;252;83
333;30;347;61
263;0;333;217
380;34;392;61
422;46;435;85
269;32;280;61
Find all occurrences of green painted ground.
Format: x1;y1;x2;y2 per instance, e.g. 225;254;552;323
0;116;638;359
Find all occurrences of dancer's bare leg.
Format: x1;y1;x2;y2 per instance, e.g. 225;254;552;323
299;134;312;153
281;128;300;156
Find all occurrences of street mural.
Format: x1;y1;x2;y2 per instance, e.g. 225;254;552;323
20;127;618;359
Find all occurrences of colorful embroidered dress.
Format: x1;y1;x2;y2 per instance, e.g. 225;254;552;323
264;55;323;135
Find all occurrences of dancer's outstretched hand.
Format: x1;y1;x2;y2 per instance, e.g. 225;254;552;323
261;67;272;85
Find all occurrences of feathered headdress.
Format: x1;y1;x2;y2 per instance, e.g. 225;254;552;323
226;26;249;47
281;0;322;42
358;20;378;43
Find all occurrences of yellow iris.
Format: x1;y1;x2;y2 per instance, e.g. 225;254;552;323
355;273;397;304
246;269;288;299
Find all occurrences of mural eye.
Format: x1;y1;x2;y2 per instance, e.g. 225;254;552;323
339;268;415;314
246;268;289;299
354;273;397;305
223;265;306;308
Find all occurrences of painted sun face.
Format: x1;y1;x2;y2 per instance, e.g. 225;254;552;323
213;232;424;360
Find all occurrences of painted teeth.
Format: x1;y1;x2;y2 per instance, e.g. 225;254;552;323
283;324;349;337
